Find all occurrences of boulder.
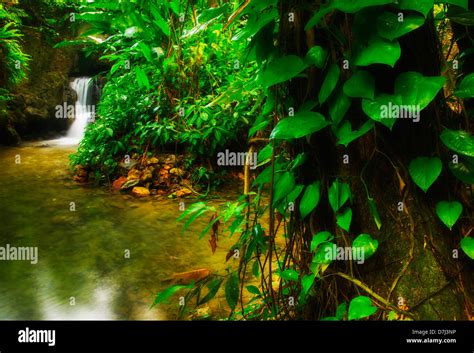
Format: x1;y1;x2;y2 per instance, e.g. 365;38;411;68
112;176;128;191
131;186;150;197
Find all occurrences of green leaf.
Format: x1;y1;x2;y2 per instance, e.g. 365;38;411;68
311;231;334;252
150;4;171;36
246;285;261;295
305;46;328;68
336;120;375;147
395;72;445;110
362;94;403;129
449;157;474;184
408;157;443;192
368;198;382;230
460;237;474;260
336;207;352;232
348;296;377;321
329;90;351;125
435;0;468;9
440;129;474;157
151;284;192;307
286;184;305;205
279;269;299;281
301;273;316;299
257;144;273;165
398;0;434;17
135;66;150;90
313;242;335;264
270;112;329;140
273;171;296;204
336;302;347;320
377;12;425;40
328;180;351;213
354;37;401;68
436;201;463;230
343;71;375;99
300;182;321;219
198;278;224;305
447;9;474;26
260;55;307;88
454;73;474;98
352;233;379;260
225;272;239;311
319;64;340;104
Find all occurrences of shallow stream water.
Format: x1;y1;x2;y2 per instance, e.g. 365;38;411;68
0;143;237;320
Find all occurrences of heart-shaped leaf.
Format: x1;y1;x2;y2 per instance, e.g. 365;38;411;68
409;157;443;192
377;12;425;40
260;55;307;88
460;237;474;260
354;37;401;67
336;120;375;147
436;201;463;230
328;180;351;212
270;112;329;140
319;64;340;104
300;181;321;219
336;207;352;231
313;242;335;264
348;295;377;320
343;70;375;99
311;231;334;252
273;171;295;204
278;269;299;281
352;233;379;260
394;72;446;110
362;94;403;129
440;129;474;157
305;46;328;69
398;0;434;17
329;90;351;125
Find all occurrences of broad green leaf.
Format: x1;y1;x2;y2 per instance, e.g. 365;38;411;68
362;94;403;129
300;273;316;299
291;153;308;170
260;55;307;88
278;269;299;281
336;302;347;320
198;278;224;305
225;272;239;311
409;157;443;192
305;46;328;69
329;90;351;125
135;66;150;90
313;242;335;264
286;184;305;205
440;129;474;157
232;8;277;41
246;285;261;295
336;207;352;231
319;64;340;104
447;9;474;26
328;180;351;213
151;284;192;307
352;233;379;260
398;0;434;17
454;73;474;98
394;72;446;110
336;120;375;147
300;182;321;219
377;12;425;40
343;70;375;99
436;201;463;230
270;112;329;140
311;231;334;252
460;237;474;260
368;198;382;230
348;296;377;320
150;4;171;36
273;172;295;204
257;144;273;165
449;157;474;184
354;37;401;68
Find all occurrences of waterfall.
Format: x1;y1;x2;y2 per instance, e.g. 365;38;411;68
57;77;94;145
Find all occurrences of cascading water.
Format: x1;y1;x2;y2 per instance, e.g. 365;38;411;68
57;77;94;145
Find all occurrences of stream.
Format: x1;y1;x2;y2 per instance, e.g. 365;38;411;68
0;143;237;320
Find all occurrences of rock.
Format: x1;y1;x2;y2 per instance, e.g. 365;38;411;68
170;168;185;177
112;176;128;191
120;179;140;191
163;164;171;171
127;168;142;180
140;170;153;182
175;187;192;197
147;157;159;165
164;155;177;164
131;186;150;197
